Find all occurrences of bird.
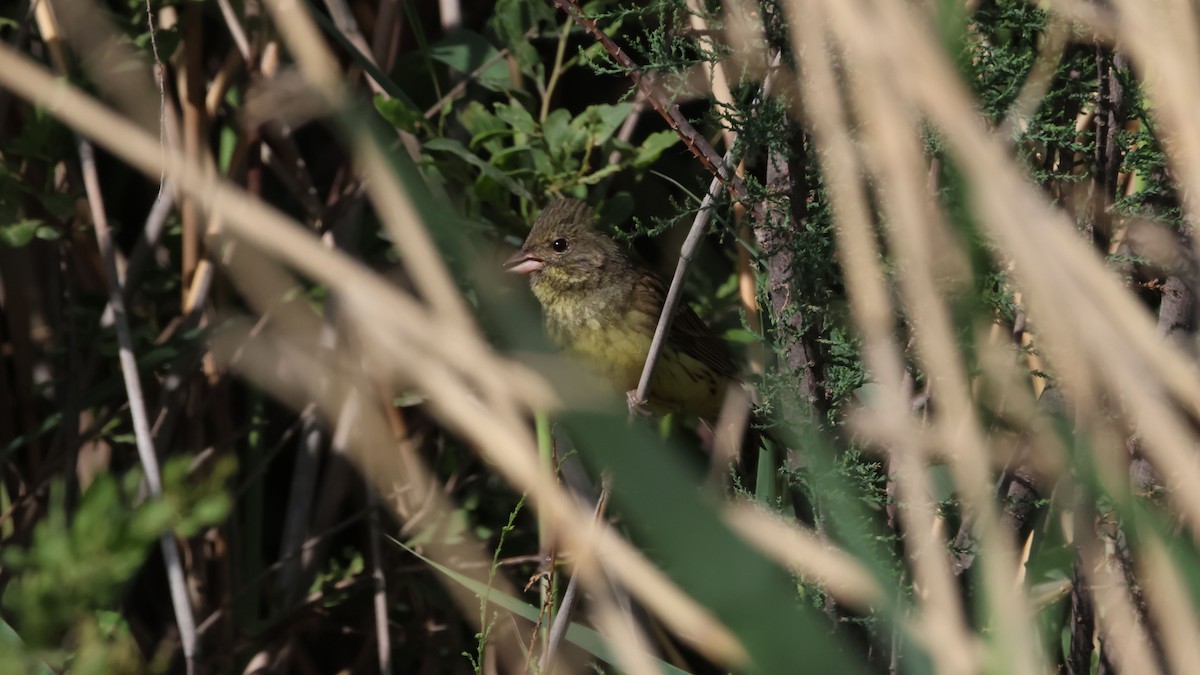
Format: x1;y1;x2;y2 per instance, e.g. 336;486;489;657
503;198;738;421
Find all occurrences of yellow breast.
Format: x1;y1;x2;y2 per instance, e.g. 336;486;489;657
553;307;728;420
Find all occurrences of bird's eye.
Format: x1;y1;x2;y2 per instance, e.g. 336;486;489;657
551;238;569;253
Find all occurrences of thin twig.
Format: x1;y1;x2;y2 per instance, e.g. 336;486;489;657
631;156;730;411
80;136;199;674
540;17;574;122
146;0;168;189
277;204;359;610
215;0;251;62
534;412;555;663
630;52;780;411
370;517;394;674
277;415;326;606
99;183;175;326
540;478;610;674
363;406;395;675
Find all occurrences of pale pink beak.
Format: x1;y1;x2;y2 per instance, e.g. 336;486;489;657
504;249;544;275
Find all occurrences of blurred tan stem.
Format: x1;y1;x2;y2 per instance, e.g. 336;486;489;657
371;0;402;68
824;1;1040;669
180;2;206;302
215;0;251;62
786;3;975;671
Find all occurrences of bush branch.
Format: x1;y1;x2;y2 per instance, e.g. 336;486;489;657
550;0;752;205
80;136;199;674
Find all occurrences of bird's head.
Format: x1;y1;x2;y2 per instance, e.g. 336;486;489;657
504;199;627;291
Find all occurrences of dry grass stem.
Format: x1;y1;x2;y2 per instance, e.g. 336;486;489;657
786;3;976;671
821;2;1039;668
723;503;881;610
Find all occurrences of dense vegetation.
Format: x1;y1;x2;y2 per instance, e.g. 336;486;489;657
1;0;1198;673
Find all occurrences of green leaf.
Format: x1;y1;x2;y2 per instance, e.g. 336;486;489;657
375;95;424;133
571;103;632;146
8;110;68;161
133;27;180;60
429;31;512;91
542;108;583;157
490;143;537;166
138;345;183;370
577;162;623;185
424;138;534;201
0;615;56;675
473;174;509;206
493;102;538;137
722;327;761;344
127;501;174;541
460;101;506;139
598;191;634;227
490;0;554;79
393;392;428;407
183;494;232;534
1;412;63;460
0;219;42;247
633;130;680;168
528;147;554;176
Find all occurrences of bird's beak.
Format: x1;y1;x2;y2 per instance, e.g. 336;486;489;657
504;249;544;275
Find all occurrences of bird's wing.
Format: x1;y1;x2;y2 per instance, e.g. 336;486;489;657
633;273;738;379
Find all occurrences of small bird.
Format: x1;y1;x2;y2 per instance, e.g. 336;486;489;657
504;198;737;421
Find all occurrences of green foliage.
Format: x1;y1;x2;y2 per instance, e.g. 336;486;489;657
1115;70;1184;225
0;107;75;235
1;457;233;670
430;31;516;92
965;3;1097;187
623;2;711;73
965;2;1046;120
0;218;60;247
308;547;366;607
464;496;524;674
490;0;558;82
403;97;679;209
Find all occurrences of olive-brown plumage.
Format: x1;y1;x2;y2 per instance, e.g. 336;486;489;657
505;199;735;420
